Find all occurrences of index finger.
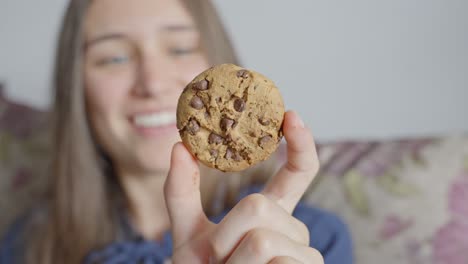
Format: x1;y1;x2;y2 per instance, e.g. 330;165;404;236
164;142;209;247
261;111;319;214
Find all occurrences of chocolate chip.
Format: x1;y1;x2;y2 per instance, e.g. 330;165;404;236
237;69;249;78
259;117;270;126
209;149;218;158
225;148;233;159
233;98;245;112
233;152;242;161
224;134;233;143
190;96;204;109
258;135;272;147
225;147;241;161
216;97;222;103
220;118;235;131
208;133;223;144
192;79;209;91
186;119;200;135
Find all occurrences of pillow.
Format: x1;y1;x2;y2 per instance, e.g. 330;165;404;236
302;135;468;264
0;88;50;237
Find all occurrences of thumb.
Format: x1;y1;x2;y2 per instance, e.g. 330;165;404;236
164;142;208;247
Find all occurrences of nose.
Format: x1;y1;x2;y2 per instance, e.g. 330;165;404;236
132;55;175;98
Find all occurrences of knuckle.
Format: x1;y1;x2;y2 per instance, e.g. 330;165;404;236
305;155;320;177
306;247;324;264
312;158;320;175
207;235;224;261
296;220;310;245
300;149;320;176
268;256;291;264
245;229;273;256
287;156;318;176
239;193;270;218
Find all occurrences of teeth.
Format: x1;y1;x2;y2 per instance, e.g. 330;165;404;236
133;112;176;127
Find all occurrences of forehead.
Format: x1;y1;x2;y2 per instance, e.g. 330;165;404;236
84;0;194;39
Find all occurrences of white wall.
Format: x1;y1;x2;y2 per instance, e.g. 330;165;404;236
1;0;66;108
1;0;467;141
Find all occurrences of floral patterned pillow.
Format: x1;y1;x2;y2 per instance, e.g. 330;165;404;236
298;135;468;264
0;91;50;237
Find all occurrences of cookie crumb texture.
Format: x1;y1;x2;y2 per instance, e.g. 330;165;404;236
177;64;285;172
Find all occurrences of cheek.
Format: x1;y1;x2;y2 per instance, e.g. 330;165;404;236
177;55;210;85
84;70;133;124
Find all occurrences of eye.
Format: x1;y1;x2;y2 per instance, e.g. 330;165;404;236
169;47;197;56
97;56;129;66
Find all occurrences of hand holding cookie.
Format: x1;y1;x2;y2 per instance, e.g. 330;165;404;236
166;104;322;262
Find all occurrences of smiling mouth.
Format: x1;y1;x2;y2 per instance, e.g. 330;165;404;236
131;111;177;128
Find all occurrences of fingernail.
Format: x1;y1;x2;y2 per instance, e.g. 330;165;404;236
296;112;305;128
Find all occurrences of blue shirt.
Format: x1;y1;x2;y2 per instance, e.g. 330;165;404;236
1;185;353;263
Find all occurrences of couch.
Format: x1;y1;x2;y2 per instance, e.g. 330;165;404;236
1;87;467;263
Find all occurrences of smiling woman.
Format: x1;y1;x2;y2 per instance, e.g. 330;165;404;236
0;0;352;263
83;0;210;176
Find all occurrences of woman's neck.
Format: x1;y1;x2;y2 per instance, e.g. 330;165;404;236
118;171;169;240
117;168;220;241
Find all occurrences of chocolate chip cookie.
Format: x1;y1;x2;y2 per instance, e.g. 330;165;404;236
176;64;285;172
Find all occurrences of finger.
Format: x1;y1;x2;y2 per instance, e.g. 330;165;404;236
262;110;319;214
210;193;310;262
164;142;208;248
226;228;324;264
268;256;303;264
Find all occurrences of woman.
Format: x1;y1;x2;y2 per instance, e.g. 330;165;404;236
0;0;353;263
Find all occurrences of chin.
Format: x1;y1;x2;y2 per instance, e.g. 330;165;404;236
133;152;171;175
137;136;179;174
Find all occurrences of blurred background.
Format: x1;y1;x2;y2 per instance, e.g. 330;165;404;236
1;0;467;141
1;1;468;263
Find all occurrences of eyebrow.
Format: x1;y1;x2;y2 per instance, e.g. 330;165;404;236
84;24;196;50
84;33;127;50
162;24;195;32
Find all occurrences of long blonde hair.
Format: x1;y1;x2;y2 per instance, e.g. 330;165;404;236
26;0;274;263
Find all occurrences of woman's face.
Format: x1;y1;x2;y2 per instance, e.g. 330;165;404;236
83;0;209;175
